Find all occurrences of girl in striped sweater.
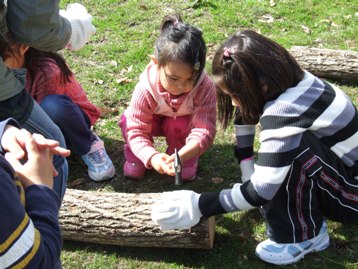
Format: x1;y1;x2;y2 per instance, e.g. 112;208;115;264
152;30;358;265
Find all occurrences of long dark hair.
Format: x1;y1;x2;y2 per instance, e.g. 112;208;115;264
0;26;72;91
24;48;73;91
212;30;304;128
155;14;207;79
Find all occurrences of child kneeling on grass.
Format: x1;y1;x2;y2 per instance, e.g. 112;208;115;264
152;30;358;265
119;14;216;181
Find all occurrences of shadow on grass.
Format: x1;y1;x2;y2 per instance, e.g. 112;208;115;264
62;209;268;269
62;214;357;269
63;137;358;268
66;137;243;194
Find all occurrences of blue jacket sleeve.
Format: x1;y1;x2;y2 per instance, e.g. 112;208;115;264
0;156;62;269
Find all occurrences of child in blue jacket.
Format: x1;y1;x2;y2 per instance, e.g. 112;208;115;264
0;119;70;268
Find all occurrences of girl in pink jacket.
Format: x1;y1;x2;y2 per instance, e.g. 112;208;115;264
119;14;216;181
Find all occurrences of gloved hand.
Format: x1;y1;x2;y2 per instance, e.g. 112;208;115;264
151;190;202;230
60;3;96;50
240;157;254;182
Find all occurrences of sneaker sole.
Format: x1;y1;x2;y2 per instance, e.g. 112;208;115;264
256;233;330;265
89;166;116;181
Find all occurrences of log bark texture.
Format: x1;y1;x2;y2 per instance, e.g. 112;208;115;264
59;188;215;249
289;46;358;82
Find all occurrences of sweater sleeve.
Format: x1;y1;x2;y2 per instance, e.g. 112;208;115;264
186;75;216;155
198;181;269;217
0;157;62;269
233;114;256;162
125;84;159;167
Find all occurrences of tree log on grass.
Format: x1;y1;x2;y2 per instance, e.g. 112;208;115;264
59;188;215;249
289;46;358;82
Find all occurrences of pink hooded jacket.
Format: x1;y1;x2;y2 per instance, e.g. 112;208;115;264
124;61;217;167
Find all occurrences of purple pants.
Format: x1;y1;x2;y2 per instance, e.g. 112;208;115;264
119;114;198;167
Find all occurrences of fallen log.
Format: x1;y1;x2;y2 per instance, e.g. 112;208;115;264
59;188;215;249
289;46;358;82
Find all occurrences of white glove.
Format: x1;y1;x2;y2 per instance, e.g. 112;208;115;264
60;3;96;50
240;157;254;182
151;190;202;231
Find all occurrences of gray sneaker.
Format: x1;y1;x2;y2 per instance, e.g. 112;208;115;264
255;221;330;265
81;136;115;181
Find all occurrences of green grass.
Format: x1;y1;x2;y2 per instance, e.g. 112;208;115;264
60;0;357;268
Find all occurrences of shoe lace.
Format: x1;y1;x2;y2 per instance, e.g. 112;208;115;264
88;148;106;164
87;140;106;164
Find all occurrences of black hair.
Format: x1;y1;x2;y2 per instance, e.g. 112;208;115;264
155;14;207;78
212;30;304;128
24;48;73;92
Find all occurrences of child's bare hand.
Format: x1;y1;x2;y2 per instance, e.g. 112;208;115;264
2;125;71;159
32;133;71;157
163;160;175;176
151;153;171;174
4;129;55;188
1;125;26;159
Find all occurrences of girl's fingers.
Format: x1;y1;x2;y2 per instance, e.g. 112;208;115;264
52;165;59;177
32;133;70;157
32;133;59;147
164;156;174;164
2;126;26;159
23;132;41;160
4;152;22;172
51;146;71;157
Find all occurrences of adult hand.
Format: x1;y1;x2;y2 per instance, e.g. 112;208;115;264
151;190;202;230
60;3;96;50
4;130;55;188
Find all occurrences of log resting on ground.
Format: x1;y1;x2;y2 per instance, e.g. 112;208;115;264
59;188;215;249
289;46;358;82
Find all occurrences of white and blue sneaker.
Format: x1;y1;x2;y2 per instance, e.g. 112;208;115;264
81;136;116;181
255;221;330;265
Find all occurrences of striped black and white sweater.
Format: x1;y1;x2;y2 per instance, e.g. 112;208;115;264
199;71;358;217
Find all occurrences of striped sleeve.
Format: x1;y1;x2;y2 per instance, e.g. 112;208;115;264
199;71;358;216
234;124;256;162
186;74;217;155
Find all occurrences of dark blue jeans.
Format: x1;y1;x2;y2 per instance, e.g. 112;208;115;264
40;94;96;156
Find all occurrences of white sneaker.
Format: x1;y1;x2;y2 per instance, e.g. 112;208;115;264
255;221;330;265
81;136;115;181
